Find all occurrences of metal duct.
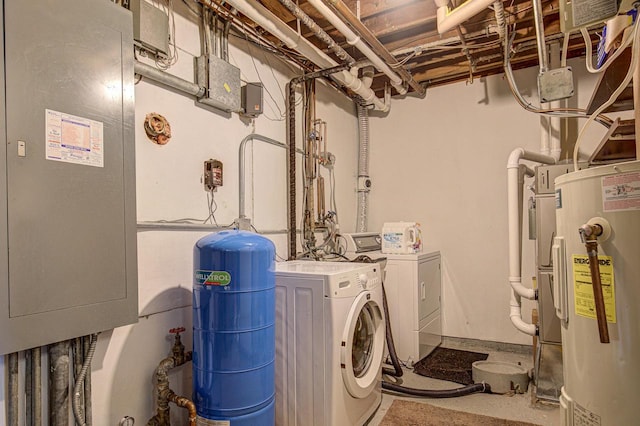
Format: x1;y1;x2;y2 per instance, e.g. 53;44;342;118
356;103;370;232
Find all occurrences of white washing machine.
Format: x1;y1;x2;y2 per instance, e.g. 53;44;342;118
342;232;442;364
275;261;385;426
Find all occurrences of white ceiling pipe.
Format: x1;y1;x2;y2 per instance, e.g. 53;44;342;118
213;0;389;111
307;0;407;95
434;0;496;35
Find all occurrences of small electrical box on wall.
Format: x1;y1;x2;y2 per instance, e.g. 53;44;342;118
241;82;263;117
204;159;223;191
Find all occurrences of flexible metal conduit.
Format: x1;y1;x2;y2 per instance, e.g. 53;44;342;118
73;334;98;426
134;61;206;98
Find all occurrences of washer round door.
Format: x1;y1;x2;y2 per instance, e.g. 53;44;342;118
340;291;385;399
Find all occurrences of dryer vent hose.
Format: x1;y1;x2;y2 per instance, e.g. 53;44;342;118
380;278;492;398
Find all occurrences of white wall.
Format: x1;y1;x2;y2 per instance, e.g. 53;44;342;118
368;60;604;345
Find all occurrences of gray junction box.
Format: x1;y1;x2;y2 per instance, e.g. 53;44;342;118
0;0;138;355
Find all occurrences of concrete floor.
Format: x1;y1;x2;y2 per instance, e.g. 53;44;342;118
368;339;560;426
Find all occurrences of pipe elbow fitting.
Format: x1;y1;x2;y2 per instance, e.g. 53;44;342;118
392;82;408;95
507;148;525;169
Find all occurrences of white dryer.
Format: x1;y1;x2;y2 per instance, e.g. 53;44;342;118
275;261;385;426
342;232;442;364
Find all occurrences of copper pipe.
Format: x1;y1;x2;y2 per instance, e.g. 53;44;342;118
167;390;197;426
585;240;610;343
324;0;426;96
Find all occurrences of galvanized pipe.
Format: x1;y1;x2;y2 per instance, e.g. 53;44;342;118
532;0;549;73
49;341;71;426
26;349;33;426
7;352;19;426
134;61;206;98
33;347;42;426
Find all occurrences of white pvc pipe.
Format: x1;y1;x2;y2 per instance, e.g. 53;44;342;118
307;0;408;95
506;148;555;335
540;115;550;156
434;0;495;35
549;43;562;161
215;0;390;111
510;292;537;335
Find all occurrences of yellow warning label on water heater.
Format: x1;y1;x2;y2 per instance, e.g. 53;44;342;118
572;255;616;323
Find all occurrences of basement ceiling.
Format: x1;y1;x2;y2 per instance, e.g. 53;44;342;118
200;0;598;97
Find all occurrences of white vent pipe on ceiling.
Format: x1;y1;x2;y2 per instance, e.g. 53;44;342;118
306;0;408;95
211;0;390;111
434;0;496;34
507;148;556;336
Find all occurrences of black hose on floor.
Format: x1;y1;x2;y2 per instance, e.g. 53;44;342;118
378;266;491;398
382;381;491;398
381;281;403;378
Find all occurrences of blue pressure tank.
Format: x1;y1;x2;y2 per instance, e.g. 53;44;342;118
193;230;275;425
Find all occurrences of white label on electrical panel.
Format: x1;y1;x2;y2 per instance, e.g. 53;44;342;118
601;171;640;212
45;109;104;168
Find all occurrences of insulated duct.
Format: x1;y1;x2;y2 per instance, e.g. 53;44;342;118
356;102;370;232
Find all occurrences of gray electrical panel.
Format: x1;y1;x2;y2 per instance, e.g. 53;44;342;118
242;83;264;117
0;0;138;355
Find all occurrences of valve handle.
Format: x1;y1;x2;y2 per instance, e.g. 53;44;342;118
169;327;185;335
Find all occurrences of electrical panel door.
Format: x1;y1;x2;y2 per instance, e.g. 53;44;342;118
0;0;137;354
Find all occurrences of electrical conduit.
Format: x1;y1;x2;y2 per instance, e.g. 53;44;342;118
507;148;555;335
206;0;390;111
